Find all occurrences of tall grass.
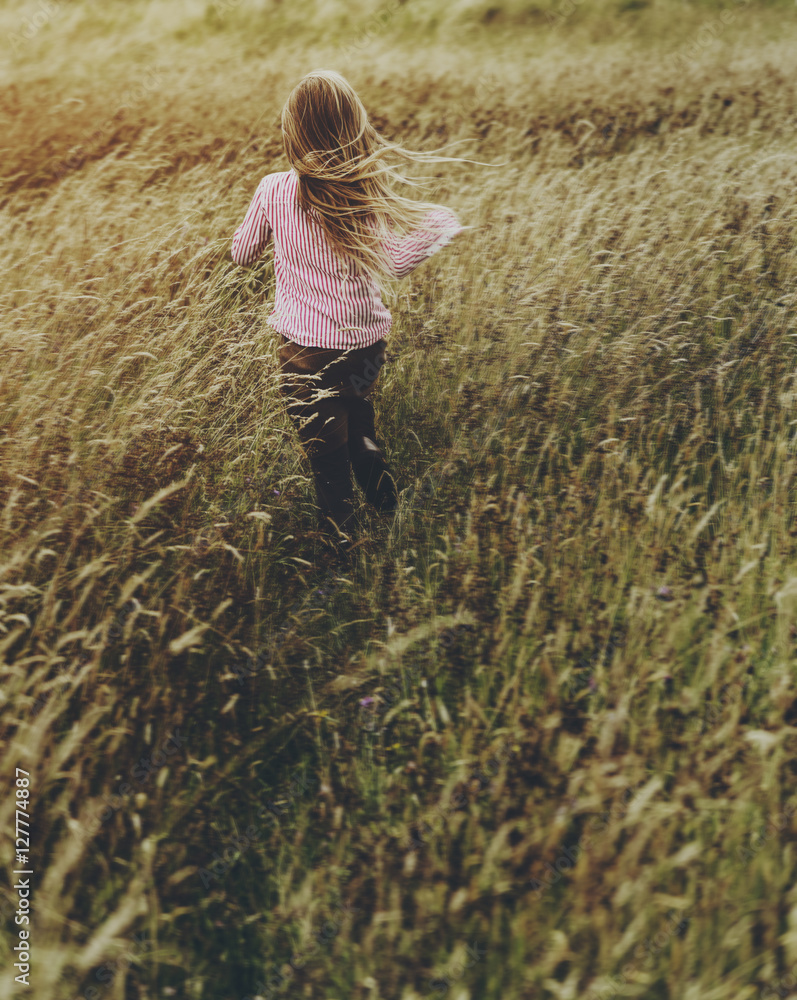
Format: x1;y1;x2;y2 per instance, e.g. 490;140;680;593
1;1;797;998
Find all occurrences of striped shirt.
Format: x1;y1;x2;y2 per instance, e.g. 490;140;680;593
231;168;463;349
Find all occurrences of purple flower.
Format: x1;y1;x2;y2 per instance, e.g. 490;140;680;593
359;697;374;707
656;585;673;600
273;489;280;495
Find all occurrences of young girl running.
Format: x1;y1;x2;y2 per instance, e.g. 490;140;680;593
231;69;467;554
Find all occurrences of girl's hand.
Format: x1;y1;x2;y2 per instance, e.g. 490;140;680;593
427;224;471;255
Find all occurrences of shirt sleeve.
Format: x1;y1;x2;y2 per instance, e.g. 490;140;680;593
379;207;464;279
231;177;272;266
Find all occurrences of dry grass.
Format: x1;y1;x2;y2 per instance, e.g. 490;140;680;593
1;1;797;998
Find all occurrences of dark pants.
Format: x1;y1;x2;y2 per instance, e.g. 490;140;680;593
277;334;390;538
277;334;387;458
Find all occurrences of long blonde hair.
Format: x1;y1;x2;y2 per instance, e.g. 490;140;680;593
281;69;476;288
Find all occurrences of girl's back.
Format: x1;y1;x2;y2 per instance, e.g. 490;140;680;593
232;166;462;350
233;167;392;349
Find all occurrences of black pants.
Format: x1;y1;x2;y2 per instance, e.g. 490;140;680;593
276;334;387;459
277;334;390;537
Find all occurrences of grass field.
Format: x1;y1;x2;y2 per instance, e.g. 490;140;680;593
2;1;797;998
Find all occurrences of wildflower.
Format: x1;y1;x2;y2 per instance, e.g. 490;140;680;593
359;697;375;707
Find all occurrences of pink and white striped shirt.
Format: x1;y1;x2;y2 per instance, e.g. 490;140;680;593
231;169;463;349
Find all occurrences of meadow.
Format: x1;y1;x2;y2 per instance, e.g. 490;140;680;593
1;0;797;997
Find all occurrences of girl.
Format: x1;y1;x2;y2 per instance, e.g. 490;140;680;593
231;69;468;555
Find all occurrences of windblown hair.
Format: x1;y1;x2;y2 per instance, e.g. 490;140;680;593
281;69;473;288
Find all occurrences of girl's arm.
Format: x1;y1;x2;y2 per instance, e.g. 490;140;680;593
381;207;466;279
231;177;272;266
